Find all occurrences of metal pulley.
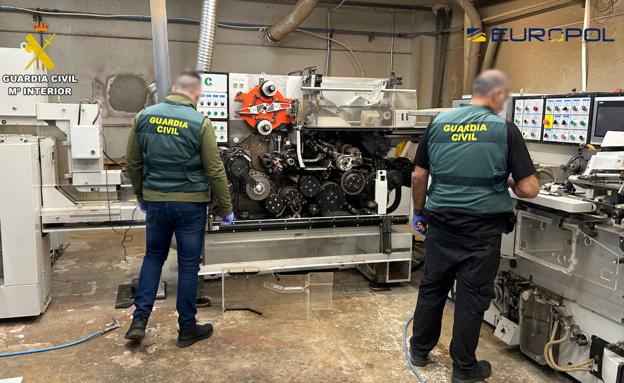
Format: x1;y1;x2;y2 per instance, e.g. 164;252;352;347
265;193;285;215
280;185;306;213
256;120;273;136
316;181;346;213
340;170;366;195
260;80;277;97
298;174;321;197
245;170;271;201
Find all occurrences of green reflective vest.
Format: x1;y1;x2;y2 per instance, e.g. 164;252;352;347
425;105;512;214
136;100;209;193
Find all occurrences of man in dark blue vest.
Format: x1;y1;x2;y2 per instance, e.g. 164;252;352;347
124;70;234;348
409;70;539;382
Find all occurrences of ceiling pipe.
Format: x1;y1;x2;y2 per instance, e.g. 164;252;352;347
455;0;482;94
581;0;590;92
196;0;218;72
149;0;171;103
266;0;319;43
481;39;498;71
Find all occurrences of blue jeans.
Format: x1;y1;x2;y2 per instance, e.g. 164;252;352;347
133;201;207;331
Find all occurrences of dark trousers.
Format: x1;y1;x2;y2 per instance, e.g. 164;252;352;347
133;201;207;331
410;226;501;370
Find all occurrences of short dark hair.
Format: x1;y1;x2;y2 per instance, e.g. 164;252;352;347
472;70;508;97
173;70;201;92
178;69;201;81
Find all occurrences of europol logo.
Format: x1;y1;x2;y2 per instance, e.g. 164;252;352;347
466;28;487;43
21;33;56;71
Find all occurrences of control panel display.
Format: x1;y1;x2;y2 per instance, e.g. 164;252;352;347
199;73;228;143
590;96;624;145
513;97;543;141
542;97;590;144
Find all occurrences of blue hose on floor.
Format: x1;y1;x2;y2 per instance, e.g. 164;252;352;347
403;316;426;383
0;317;120;358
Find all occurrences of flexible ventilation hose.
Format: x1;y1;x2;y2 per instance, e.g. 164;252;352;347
196;0;218;71
266;0;318;43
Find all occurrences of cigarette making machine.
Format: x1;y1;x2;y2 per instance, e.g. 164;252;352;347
0;51;422;319
481;92;624;383
197;70;420;284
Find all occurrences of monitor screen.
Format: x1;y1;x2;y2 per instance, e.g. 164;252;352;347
594;99;624;138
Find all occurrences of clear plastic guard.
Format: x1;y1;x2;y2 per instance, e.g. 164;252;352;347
302;77;418;128
515;211;621;290
221;272;334;320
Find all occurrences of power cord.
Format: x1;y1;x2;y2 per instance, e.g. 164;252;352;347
101;131;137;262
0;317;120;357
403;316;426;383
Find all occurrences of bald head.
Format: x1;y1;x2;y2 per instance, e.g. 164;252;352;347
171;70;202;103
471;70;510;113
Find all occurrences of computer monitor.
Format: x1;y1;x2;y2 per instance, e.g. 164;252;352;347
591;96;624;145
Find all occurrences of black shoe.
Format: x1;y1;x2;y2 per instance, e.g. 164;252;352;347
177;323;214;348
125;316;148;342
452;361;492;383
409;350;429;367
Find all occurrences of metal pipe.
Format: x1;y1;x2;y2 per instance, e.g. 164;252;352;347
302;86;417;93
482;38;498;70
196;0;218;72
325;10;332;75
266;0;319;43
149;0;171;103
389;11;395;75
0;7;440;39
431;6;452;108
582;0;590;92
455;0;482;94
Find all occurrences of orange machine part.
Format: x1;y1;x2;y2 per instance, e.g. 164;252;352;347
235;86;293;130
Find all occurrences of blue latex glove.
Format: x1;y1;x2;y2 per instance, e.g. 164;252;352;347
220;212;235;227
413;214;427;235
139;201;147;213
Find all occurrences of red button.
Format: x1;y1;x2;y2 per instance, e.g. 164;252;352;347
561;134;566;139
533;106;539;111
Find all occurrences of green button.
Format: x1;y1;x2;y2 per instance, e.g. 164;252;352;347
207;111;211;115
580;120;586;126
221;112;225;116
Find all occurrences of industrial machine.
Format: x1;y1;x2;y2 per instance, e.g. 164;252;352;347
483;92;624;383
198;70;419;284
0;47;142;318
0;46;420;318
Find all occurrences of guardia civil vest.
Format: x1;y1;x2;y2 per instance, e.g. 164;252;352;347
136;100;209;193
425;105;512;214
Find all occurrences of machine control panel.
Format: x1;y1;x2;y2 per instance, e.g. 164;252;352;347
211;121;228;143
199;73;229;143
513;97;543;142
542;96;591;144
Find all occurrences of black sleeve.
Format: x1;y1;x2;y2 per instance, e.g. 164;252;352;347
414;123;430;170
507;121;536;182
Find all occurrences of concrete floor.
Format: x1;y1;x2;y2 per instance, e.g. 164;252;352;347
0;230;571;383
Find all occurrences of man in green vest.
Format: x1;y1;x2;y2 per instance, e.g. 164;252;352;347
124;70;234;348
409;70;539;382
